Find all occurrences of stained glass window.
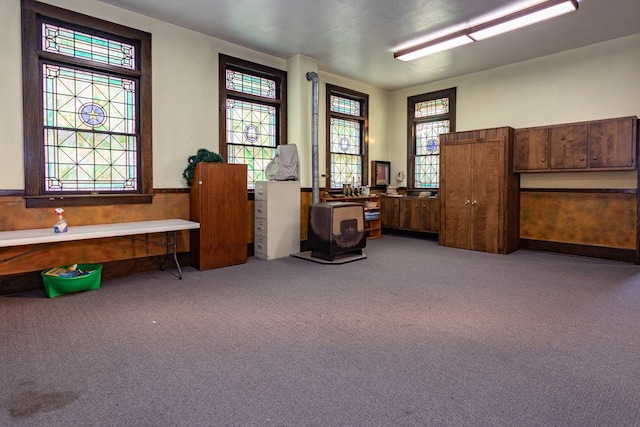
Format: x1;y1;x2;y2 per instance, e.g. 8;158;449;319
42;23;135;70
327;86;368;190
330;95;361;116
220;55;287;190
22;1;151;206
415;97;449;118
330;118;362;187
226;99;277;186
408;88;456;189
43;64;137;191
226;70;276;99
415;120;449;188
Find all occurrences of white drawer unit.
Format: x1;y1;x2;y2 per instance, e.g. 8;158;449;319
254;181;301;260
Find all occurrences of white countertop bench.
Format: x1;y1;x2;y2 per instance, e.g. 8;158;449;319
0;219;200;279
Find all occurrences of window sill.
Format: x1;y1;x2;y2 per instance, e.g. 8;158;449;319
25;193;154;208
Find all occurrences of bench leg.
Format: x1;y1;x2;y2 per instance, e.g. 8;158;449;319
160;231;184;280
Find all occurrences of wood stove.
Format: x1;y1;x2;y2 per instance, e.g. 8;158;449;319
307;202;366;261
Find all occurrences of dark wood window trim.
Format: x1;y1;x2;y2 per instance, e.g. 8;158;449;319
21;0;152;208
218;54;287;189
407;87;456;190
325;84;369;192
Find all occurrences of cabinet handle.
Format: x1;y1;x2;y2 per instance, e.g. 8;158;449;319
541;159;545;163
472;200;478;205
464;200;471;205
592;156;598;160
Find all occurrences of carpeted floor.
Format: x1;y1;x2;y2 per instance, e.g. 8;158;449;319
1;235;640;426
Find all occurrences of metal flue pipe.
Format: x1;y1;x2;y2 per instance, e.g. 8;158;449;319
306;71;320;204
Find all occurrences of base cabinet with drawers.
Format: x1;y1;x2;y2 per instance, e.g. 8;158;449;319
254;181;300;260
380;196;440;233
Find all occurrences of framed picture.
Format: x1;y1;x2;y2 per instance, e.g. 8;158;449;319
371;160;390;187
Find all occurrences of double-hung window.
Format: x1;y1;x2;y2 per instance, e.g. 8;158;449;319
408;88;456;189
326;85;369;191
219;54;287;190
21;0;152;207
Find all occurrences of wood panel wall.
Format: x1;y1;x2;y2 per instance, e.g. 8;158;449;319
520;190;636;249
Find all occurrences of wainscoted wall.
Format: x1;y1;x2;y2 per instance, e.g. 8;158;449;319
520;190;637;261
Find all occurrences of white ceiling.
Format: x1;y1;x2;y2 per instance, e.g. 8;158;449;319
97;0;640;91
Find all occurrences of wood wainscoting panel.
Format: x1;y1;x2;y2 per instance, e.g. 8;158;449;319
520;191;636;249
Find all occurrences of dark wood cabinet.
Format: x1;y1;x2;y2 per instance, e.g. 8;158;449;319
190;163;248;270
589;117;637;168
440;127;519;254
515;127;549;171
515;116;637;172
381;196;439;233
549;124;588;169
380;196;400;228
399;198;440;232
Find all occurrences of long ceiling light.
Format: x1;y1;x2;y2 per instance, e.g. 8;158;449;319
394;31;474;62
394;0;579;61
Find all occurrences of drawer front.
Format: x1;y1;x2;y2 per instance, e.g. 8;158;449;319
254;218;268;238
254;181;268;201
255;200;268;219
254;236;268;256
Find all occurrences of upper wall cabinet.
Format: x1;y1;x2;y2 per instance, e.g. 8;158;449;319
514;116;638;172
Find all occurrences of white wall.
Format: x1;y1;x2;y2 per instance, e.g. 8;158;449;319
389;33;640;189
1;0;391;190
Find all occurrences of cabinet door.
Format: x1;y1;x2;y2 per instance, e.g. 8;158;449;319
440;142;473;249
400;198;421;230
471;139;503;253
589;118;636;169
420;199;440;232
550;124;588;169
514;128;549;171
381;197;400;228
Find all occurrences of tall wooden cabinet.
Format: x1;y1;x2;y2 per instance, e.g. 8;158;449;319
440;127;519;254
190;163;248;270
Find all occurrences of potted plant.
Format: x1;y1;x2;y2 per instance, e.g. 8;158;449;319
182;149;224;186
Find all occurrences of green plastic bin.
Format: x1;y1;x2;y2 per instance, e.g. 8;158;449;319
41;264;103;298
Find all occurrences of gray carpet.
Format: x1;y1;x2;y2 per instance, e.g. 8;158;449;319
2;235;640;426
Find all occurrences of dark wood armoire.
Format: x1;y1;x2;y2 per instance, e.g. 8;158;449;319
190;162;248;270
439;127;519;254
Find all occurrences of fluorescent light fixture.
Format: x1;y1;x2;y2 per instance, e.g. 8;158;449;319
393;0;579;61
394;31;474;61
468;0;579;41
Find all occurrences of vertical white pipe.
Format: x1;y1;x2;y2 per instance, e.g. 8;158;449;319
306;71;320;204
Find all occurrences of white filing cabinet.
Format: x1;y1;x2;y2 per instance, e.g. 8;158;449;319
254;181;300;260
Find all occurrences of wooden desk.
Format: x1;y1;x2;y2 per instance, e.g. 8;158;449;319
0;219;200;279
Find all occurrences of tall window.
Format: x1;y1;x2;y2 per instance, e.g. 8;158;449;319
326;85;369;191
219;54;287;190
21;0;152;207
408;88;456;189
